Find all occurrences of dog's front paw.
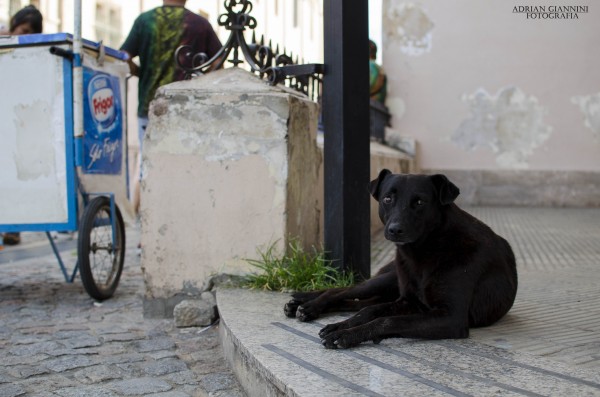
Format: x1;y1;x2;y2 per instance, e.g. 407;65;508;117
318;322;342;339
296;304;319;322
321;330;361;349
284;299;301;318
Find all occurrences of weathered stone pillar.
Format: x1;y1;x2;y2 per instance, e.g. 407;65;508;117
140;68;322;318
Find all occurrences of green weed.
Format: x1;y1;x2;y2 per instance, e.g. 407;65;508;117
243;240;355;292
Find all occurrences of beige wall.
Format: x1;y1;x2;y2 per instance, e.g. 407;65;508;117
315;141;415;238
140;68;323;317
383;0;600;173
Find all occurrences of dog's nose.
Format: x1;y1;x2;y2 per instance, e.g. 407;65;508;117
387;223;403;237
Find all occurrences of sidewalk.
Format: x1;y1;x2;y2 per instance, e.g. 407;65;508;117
217;207;600;396
1;207;600;397
0;227;244;397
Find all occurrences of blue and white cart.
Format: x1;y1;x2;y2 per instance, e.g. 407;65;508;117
0;33;132;300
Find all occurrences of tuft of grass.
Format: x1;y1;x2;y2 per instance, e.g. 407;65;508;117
243;240;355;292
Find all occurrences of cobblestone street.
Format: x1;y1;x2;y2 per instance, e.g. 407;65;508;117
0;227;244;397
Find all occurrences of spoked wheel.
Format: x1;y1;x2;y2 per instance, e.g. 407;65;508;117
78;196;125;300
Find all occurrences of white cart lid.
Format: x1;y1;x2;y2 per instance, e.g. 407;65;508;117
0;33;127;61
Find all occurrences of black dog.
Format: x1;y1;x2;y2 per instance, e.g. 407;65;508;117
284;170;518;349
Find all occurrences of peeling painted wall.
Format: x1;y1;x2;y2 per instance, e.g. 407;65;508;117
383;2;434;56
451;86;552;169
382;0;600;176
572;93;600;141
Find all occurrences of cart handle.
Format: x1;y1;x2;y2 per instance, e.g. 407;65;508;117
49;46;73;61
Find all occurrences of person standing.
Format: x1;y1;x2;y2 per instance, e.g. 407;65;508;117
369;39;387;104
120;0;222;213
1;5;43;246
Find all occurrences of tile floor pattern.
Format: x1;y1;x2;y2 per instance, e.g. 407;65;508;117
219;207;600;396
468;207;600;370
374;207;600;370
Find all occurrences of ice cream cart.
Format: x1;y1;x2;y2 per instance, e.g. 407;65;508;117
0;33;132;300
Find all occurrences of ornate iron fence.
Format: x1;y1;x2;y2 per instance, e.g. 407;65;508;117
175;0;323;102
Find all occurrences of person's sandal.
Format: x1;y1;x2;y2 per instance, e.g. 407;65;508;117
3;232;21;245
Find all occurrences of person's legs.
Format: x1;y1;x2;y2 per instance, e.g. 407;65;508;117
133;116;149;216
3;232;20;245
137;116;149;155
132;159;142;214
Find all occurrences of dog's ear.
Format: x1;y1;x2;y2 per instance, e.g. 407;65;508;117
430;174;460;205
370;169;392;201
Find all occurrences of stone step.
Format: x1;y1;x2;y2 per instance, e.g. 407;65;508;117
217;288;600;397
217;207;600;396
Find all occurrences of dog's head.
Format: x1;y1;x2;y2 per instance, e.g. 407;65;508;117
370;170;460;244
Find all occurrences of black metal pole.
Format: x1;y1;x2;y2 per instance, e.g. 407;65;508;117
323;0;371;280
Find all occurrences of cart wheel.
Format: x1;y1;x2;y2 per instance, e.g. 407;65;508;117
78;196;125;300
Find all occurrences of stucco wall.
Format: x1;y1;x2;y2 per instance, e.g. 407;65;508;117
140;68;322;317
315;141;415;238
382;1;599;204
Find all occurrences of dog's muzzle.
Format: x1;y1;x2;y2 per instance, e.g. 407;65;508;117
385;222;409;243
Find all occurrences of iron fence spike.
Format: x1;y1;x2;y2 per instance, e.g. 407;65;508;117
174;0;322;100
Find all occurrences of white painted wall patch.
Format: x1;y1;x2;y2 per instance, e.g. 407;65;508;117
451;86;552;169
571;93;600;141
384;2;434;56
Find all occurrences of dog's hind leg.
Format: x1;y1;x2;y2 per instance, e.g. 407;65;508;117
291;264;399;321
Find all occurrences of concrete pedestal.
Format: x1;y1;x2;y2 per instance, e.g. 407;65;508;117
140;68;321;317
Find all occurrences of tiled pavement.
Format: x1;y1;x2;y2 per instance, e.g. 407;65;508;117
218;207;600;396
468;207;600;370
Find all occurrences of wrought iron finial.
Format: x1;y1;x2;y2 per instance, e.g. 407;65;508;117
176;0;267;76
175;0;323;100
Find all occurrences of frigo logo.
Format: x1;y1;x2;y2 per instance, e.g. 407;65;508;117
87;74;117;131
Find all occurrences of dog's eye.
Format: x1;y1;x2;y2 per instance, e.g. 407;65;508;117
412;198;425;207
382;196;392;204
